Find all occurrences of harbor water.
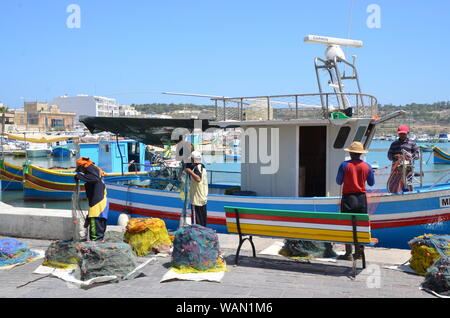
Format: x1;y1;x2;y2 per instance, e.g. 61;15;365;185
1;140;450;210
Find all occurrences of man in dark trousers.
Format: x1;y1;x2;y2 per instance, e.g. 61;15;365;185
336;142;375;260
387;125;419;192
74;157;109;241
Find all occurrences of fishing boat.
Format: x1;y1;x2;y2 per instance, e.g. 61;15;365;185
80;35;450;249
432;146;450;164
438;134;449;143
22;139;154;200
419;145;434;153
51;145;72;158
0;161;24;190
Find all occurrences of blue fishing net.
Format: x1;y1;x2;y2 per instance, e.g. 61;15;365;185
171;225;223;272
0;238;37;267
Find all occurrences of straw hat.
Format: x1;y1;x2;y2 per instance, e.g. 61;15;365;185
344;142;368;154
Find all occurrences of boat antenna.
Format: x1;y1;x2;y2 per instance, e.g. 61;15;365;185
344;0;356;76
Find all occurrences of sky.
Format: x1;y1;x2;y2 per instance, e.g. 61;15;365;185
1;0;450;109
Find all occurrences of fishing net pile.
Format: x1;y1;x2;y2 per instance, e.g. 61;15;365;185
124;218;172;256
0;238;38;268
42;240;80;269
408;234;450;297
170;225;226;273
421;255;450;297
43;231;126;270
125;179;181;191
77;241;138;281
408;234;450;276
279;240;337;259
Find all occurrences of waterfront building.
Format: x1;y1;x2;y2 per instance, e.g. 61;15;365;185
11;102;76;132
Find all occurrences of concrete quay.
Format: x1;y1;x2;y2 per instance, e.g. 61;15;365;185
0;203;436;299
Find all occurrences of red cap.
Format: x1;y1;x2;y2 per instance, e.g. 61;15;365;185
397;125;409;135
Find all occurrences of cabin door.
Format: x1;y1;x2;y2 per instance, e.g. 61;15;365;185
127;142;141;172
299;126;327;197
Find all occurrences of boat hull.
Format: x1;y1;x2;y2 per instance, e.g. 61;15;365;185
23;165;150;201
433;146;450;164
51;146;72;158
0;162;24;190
105;180;450;249
26;149;51;158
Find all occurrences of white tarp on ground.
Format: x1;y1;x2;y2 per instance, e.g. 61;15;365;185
0;249;45;271
160;269;225;283
33;257;156;288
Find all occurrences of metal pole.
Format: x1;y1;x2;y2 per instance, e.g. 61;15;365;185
267;97;270;120
295;95;299;119
223;100;226;121
419;148;423;189
116;135;124;176
1;113;4;161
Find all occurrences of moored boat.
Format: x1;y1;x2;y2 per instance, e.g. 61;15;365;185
79;35;450;249
0;161;24;190
51;146;72;158
432;146;450;164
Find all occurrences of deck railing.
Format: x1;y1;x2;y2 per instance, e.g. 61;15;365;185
211;92;378;122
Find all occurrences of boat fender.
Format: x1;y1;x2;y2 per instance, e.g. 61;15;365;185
118;213;130;230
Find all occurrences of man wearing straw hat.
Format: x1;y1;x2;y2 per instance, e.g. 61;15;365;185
336;142;375;260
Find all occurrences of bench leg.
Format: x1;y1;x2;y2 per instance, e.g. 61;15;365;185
235;235;255;266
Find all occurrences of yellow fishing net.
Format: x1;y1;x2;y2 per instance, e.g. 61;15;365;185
124;218;172;256
409;234;450;276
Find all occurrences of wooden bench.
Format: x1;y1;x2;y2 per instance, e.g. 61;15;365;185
224;206;377;277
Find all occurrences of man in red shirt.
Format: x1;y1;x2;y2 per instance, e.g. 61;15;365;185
336;141;375;260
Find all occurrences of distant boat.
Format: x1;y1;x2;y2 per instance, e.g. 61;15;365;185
26;148;51;158
419;145;434;152
438;134;448;143
371;161;380;170
433;146;450;164
51;146;72;158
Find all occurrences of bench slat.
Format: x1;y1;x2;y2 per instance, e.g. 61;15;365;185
227;224;371;244
226;217;371;233
224;206;370;222
226;212;370;227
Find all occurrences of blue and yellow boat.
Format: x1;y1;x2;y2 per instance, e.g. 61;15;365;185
0;161;24;190
433;146;450;164
23;164;150;201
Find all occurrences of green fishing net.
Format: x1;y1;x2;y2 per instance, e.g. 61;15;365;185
77;242;138;281
43;240;79;269
279;240;337;259
421;255;450;297
171;225;226;273
43;231;127;270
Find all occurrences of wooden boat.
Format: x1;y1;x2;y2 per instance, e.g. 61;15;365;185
0;161;24;190
79;35;450;249
51;146;72;158
432;146;450;164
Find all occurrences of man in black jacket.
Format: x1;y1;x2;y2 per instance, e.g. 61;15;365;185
74;157;109;241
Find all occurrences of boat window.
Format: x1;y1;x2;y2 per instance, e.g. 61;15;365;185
353;126;367;142
333;126;351;149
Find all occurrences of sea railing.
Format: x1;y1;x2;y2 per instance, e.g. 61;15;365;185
211;92;378;122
